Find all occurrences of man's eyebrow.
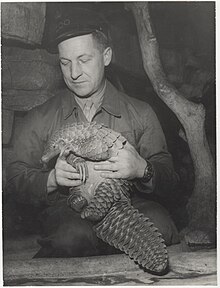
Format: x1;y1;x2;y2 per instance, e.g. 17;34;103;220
59;57;70;61
59;54;93;60
78;53;93;58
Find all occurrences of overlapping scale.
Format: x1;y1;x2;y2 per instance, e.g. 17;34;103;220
94;201;168;274
41;122;126;164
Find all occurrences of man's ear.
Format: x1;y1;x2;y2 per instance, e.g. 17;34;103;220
103;47;112;67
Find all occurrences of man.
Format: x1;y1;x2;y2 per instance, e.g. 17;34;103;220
6;7;179;257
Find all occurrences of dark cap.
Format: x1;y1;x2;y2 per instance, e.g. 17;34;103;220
47;7;109;53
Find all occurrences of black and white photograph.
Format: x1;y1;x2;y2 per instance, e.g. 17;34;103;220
2;1;216;285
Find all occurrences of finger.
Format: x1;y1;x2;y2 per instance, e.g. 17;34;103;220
94;163;117;171
56;159;77;173
107;156;118;163
124;141;133;148
56;170;81;180
100;171;122;179
57;179;83;187
70;180;83;187
123;142;135;152
125;143;136;153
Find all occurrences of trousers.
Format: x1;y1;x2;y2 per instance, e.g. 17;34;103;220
34;195;180;258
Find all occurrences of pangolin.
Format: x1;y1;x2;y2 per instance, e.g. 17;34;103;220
41;122;169;274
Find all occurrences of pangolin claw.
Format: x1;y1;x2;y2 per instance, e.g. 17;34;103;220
67;194;88;212
66;155;89;183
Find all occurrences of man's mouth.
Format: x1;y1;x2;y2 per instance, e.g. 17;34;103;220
73;81;87;85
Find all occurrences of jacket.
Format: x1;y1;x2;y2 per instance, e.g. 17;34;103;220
6;80;179;207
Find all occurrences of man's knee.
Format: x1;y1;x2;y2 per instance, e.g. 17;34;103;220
51;218;99;256
132;198;180;246
38;203;100;257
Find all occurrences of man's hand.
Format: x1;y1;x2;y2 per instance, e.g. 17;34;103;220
94;142;147;180
47;157;82;193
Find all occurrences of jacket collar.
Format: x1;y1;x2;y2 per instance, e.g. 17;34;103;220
62;79;121;119
61;88;78;120
101;80;121;117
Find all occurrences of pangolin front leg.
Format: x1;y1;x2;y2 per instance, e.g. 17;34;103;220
67;153;89;183
66;153;88;212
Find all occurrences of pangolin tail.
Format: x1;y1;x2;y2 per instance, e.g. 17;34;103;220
93;201;169;274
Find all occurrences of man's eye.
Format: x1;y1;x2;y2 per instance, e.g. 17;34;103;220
60;60;69;66
79;58;91;64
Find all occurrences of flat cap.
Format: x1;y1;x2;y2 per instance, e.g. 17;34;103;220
47;7;109;53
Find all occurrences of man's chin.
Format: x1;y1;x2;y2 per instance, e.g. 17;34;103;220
74;92;91;98
68;87;91;98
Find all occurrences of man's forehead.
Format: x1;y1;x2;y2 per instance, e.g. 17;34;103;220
58;34;98;56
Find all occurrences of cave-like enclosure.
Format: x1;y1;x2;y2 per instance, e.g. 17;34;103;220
2;2;216;285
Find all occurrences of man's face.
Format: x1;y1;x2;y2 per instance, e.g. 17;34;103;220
58;34;112;98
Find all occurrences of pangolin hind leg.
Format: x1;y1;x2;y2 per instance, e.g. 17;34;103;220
67;187;88;212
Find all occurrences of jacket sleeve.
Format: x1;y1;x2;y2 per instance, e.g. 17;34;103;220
5;108;59;207
135;104;179;197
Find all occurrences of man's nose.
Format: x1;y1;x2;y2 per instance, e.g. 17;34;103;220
71;63;82;80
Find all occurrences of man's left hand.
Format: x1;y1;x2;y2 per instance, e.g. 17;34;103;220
94;142;147;180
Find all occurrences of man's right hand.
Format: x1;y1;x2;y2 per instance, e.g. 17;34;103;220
47;157;82;193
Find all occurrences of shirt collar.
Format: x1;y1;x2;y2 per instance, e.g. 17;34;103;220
62;79;121;119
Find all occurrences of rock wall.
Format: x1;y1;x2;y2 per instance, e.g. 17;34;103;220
2;47;63;141
2;47;65;186
2;3;46;45
1;3;60;188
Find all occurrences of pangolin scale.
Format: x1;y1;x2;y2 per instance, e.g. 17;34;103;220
41;122;169;274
